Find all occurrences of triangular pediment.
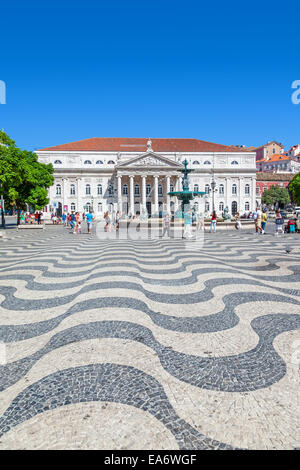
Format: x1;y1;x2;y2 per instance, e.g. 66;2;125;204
116;151;183;169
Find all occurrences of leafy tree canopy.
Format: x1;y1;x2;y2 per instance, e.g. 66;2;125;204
289;173;300;205
0;134;54;219
261;185;290;207
0;130;16;147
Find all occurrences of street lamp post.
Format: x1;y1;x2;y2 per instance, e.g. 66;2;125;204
211;179;217;211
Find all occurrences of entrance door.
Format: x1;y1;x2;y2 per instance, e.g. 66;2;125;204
57;202;62;217
146;201;152;218
123;202;128;215
231;201;237;216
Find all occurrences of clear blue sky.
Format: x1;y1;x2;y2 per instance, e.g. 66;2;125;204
1;0;300;151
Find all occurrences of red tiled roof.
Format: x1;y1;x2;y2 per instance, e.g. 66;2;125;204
38;137;251;153
258;154;290;163
256;172;294;182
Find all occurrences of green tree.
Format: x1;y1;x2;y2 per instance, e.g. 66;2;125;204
0;130;15;147
261;185;290;208
0;133;54;224
289;173;300;205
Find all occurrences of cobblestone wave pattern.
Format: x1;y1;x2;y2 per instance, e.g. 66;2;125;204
0;227;300;449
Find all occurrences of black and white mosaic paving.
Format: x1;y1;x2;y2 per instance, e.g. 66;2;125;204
0;225;299;450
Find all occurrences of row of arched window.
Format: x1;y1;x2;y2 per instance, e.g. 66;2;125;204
55;182;251;197
53;160;115;165
54;160;240;166
203;201;250;212
203;183;251;195
56;183;104;196
192;160;239;165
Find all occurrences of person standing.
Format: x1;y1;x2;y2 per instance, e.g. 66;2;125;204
20;211;25;224
39;211;44;225
85;211;94;234
183;209;193;238
234;212;242;230
275;209;284;235
197;212;205;232
62;213;67;226
261;209;267;234
210;210;217;233
252;209;258;233
162;213;170;238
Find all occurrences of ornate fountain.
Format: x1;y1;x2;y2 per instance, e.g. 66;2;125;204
168;159;206;218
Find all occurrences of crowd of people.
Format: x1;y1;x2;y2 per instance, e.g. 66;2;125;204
58;211;95;234
19;207;300;238
20;211;44;224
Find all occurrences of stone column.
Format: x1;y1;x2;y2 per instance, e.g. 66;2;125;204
142;175;147;211
252;177;256;211
239;177;243;213
117;175;122;212
77;178;81;213
129;175;134;216
225;177;230;212
62;178;66;213
166;175;170;214
154;175;159;214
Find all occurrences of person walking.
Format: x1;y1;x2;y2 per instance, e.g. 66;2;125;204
256;207;263;234
210;210;217;233
104;211;111;232
162;213;170;238
39;211;44;225
62;213;67;226
73;211;80;234
86;211;94;234
261;209;267;234
70;212;76;230
115;211;121;231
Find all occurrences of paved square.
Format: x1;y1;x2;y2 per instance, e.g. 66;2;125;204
0;225;299;450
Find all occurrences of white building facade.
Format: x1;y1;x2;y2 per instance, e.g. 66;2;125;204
36;137;257;217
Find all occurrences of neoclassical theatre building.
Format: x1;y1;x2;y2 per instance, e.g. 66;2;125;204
36;137;257;217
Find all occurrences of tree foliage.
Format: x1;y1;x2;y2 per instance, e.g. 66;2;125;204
0;130;15;147
0;132;54;221
289;173;300;205
261;185;290;208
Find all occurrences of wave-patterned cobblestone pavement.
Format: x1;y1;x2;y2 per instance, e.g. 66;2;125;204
0;226;299;450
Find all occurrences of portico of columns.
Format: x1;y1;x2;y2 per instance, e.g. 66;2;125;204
116;173;180;216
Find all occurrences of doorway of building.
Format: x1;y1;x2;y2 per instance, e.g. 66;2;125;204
57;202;62;217
123;202;128;215
231;201;237;216
146;201;152;218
